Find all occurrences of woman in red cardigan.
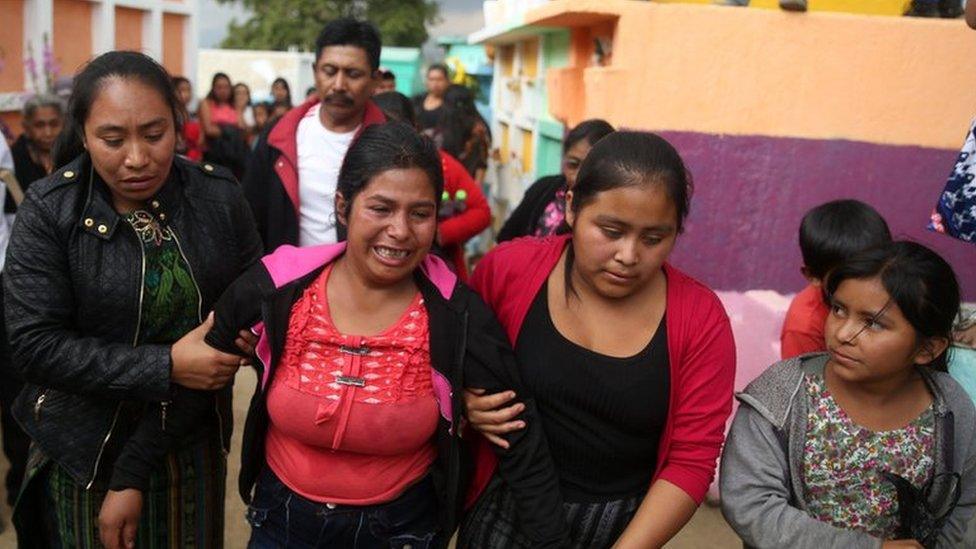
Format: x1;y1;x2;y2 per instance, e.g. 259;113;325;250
460;132;736;548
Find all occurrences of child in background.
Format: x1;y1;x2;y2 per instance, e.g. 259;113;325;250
781;199;891;359
722;241;976;548
172;76;203;162
251;102;271;143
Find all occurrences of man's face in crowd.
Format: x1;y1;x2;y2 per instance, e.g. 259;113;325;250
313;45;377;126
24;106;64;153
375;76;397;94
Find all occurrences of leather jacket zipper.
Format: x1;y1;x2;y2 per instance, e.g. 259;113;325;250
169;228;227;453
87;223;147;488
86;404;122;490
132;223;147;347
33;391;48;421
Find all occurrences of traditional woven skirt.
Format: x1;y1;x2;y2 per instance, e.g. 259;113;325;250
15;437;226;549
457;477;643;549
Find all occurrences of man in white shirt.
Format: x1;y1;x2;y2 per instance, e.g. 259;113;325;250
243;18;387;250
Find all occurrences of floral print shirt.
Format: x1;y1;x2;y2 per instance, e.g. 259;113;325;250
533;185;567;237
802;372;935;538
929;118;976;243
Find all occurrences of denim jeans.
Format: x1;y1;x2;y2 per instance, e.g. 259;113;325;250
246;467;440;549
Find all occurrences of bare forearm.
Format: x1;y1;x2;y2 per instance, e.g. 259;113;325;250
199;103;220;138
612;479;698;549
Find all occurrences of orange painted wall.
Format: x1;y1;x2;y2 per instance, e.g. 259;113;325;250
53;0;94;77
1;112;22;139
162;14;186;76
115;7;145;53
532;0;976;150
0;0;25;93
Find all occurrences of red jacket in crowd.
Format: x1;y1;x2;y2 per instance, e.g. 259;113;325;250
438;150;490;279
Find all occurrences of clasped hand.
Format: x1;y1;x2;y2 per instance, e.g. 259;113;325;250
170;312;258;390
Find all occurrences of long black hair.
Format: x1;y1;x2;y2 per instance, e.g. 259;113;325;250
800;199;892;279
427;63;449;80
437;84;491;160
564;131;693;296
571;131;692;231
564;119;615;154
206;72;232;104
271;77;293;108
372;91;416;127
53;51;182;169
336;122;443;221
825;240;960;371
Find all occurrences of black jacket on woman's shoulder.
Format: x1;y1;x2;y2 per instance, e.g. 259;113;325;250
496;174;565;243
3;153;263;492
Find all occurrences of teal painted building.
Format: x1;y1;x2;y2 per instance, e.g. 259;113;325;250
437;36;494;121
468;8;572;224
380;46;423;97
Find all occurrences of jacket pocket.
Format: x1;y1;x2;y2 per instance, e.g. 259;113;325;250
246;468;289;529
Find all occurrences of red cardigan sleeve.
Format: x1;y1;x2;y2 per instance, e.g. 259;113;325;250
781;329;825;360
438;152;491;247
654;281;736;504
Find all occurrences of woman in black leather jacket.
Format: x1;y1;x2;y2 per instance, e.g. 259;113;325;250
3;51;262;548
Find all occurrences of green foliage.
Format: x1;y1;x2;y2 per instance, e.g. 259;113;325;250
216;0;440;50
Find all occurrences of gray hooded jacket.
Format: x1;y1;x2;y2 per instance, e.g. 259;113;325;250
720;354;976;548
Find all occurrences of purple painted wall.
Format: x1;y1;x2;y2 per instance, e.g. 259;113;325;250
658;131;976;299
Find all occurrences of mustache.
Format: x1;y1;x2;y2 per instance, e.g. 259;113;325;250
324;93;354;106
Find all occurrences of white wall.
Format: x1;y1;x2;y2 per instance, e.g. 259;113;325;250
197;48;315;104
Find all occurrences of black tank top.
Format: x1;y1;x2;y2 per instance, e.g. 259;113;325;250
514;281;670;503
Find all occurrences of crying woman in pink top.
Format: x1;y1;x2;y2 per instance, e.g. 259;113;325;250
204;121;569;549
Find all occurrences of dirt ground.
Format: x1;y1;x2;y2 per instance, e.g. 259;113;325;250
0;368;742;548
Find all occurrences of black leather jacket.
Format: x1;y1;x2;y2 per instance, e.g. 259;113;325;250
4;153;263;490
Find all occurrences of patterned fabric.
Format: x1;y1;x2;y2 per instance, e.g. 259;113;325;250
125;210;200;343
458;477;642;549
533;185;567;237
35;439;225;549
262;264;439;504
929;118;976;243
802;372;935;538
278;264;433;410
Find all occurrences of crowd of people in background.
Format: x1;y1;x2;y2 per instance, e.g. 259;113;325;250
0;7;973;549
